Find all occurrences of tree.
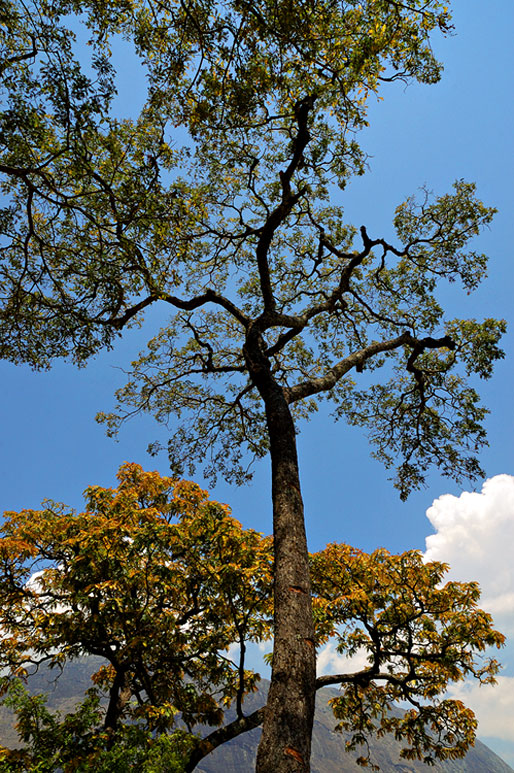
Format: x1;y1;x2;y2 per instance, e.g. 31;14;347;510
0;463;272;768
0;1;506;769
0;464;505;772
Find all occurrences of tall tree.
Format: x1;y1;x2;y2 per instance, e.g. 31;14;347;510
0;1;505;769
0;465;504;772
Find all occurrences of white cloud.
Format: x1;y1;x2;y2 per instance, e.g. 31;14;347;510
447;676;514;741
226;641;240;662
424;474;514;634
316;640;369;677
423;474;514;758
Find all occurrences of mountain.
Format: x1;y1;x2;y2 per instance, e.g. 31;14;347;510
0;660;511;772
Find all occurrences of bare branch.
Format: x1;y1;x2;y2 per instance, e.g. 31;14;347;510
107;289;249;330
315;670;408;690
184;707;266;773
286;332;411;403
254;95;315;314
286;331;456;404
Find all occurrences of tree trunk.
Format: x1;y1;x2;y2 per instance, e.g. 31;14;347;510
104;666;131;745
254;380;316;772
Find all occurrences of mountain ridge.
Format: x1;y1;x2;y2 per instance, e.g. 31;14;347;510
0;661;511;772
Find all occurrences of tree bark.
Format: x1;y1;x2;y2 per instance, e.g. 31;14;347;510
254;376;316;772
104;666;131;745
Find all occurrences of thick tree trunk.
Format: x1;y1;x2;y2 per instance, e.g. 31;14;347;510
254;381;317;772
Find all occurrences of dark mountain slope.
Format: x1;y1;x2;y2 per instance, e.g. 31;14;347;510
0;662;511;772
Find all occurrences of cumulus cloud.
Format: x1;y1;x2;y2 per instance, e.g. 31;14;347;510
423;474;514;752
424;474;514;635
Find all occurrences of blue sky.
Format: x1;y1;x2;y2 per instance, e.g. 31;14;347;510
1;0;513;764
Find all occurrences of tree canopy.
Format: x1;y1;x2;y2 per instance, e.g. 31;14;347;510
0;464;505;771
0;0;504;495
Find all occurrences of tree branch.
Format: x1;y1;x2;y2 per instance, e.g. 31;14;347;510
184;707;266;773
254;95;315;314
315;669;411;690
184;661;424;772
286;332;411;403
0;34;37;75
107;289;249;330
286;331;456;404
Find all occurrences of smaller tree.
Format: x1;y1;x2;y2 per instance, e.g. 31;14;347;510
0;463;273;771
311;544;504;767
0;465;504;772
